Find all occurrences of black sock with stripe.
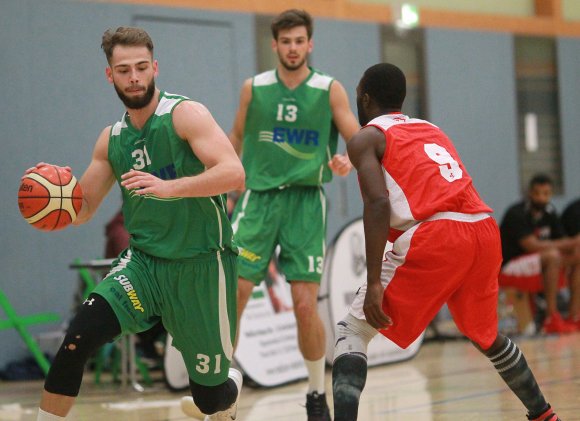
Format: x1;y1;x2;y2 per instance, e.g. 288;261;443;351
484;335;550;419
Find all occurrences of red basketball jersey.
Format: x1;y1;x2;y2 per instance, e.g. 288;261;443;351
367;114;492;238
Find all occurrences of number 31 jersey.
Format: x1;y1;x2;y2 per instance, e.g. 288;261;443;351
366;114;492;235
108;92;235;259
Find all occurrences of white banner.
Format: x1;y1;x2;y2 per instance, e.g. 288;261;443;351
235;281;307;387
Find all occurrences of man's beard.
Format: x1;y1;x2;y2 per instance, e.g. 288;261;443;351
357;96;368;126
279;53;307;71
114;80;156;109
530;200;547;212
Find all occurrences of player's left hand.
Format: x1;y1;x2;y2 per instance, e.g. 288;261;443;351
22;162;71;178
121;169;172;198
328;154;352;177
363;281;392;330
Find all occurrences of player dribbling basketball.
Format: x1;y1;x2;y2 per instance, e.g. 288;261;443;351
27;27;245;421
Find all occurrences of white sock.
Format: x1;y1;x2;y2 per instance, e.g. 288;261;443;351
305;356;326;394
37;408;65;421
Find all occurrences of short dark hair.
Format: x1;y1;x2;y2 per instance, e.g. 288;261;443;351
359;63;406;110
529;173;553;189
101;27;154;64
271;9;313;40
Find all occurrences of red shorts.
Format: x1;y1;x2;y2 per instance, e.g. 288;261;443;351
350;213;501;350
499;253;566;292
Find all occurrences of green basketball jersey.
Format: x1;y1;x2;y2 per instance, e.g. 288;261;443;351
243;67;339;190
108;91;236;259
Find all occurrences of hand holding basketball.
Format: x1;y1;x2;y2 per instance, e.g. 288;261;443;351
18;163;83;231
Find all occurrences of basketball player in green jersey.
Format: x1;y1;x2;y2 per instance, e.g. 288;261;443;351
26;27;245;421
228;9;360;420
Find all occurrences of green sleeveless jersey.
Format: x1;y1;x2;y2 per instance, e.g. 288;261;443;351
243;67;339;190
108;91;236;259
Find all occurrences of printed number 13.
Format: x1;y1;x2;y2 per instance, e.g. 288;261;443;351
308;256;323;274
276;104;298;122
424;143;463;182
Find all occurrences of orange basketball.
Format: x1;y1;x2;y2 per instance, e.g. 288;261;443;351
18;165;83;231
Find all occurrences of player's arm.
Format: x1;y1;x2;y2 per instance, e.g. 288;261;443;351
121;101;244;198
229;78;253;156
74;127;116;225
347;126;391;330
328;80;360;176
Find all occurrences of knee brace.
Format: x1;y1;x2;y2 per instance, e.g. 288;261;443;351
333;313;377;362
44;293;121;396
189;377;238;415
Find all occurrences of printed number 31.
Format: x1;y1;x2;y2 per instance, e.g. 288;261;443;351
196;353;221;374
424;143;463;182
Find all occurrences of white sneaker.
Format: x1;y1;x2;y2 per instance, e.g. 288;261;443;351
180;368;243;420
206;368;243;420
180;396;204;420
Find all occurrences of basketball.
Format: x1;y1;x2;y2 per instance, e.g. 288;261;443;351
18;165;83;231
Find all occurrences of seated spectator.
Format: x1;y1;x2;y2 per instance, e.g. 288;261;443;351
561;197;580;328
562;197;580;237
499;174;580;333
104;209;130;258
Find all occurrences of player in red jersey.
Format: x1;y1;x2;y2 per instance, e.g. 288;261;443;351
331;63;560;421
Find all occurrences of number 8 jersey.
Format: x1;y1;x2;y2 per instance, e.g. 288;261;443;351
366;114;492;239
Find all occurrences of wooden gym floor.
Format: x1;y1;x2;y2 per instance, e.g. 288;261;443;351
1;333;578;421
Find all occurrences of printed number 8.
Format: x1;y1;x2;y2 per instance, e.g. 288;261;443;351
424;143;463;182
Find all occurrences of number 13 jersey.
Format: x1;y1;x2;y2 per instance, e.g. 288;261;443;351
366;114;492;237
243;68;339;191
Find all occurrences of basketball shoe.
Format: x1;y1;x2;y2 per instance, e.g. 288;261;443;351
180;368;243;420
305;391;331;421
542;312;576;334
566;315;580;330
527;404;561;421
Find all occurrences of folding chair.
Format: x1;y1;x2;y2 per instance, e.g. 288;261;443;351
0;289;60;376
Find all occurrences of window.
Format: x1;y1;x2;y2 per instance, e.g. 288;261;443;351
255;15;277;72
381;26;425;119
514;37;563;194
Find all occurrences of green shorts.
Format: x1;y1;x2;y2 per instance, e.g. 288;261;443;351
92;247;237;386
231;186;327;284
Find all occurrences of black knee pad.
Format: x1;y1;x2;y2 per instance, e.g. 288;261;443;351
44;293;121;396
189;377;237;414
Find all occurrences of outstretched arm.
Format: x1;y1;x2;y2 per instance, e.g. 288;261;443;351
23;127;116;226
75;127;116;224
347;126;391;329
